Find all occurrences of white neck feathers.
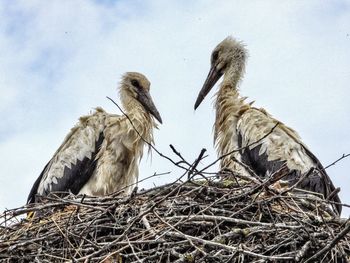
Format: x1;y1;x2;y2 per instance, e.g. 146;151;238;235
214;54;250;170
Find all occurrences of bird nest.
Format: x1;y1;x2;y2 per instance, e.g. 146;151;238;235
1;173;349;263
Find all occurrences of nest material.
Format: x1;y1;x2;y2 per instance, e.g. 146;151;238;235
1;175;349;263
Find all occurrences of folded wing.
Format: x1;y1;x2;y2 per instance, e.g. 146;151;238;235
237;108;341;215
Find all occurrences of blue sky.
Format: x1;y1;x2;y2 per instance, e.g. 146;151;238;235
0;0;349;216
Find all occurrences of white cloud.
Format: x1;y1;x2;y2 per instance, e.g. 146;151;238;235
0;0;349;216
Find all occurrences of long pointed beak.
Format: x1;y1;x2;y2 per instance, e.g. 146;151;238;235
137;90;163;124
194;65;223;110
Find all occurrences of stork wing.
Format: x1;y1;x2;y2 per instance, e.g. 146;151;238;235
237;108;341;214
27;109;108;203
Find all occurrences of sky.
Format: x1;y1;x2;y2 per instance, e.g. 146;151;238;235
0;0;349;217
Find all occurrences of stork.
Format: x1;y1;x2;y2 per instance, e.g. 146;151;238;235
27;72;162;203
194;36;342;215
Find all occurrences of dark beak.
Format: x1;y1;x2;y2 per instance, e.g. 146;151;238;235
194;64;223;110
137;90;163;124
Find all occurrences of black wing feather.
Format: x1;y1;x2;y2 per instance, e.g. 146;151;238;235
238;134;285;178
299;144;342;214
27;132;105;203
27;161;51;204
238;133;342;215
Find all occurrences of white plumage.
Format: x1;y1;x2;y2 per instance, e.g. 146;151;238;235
194;36;341;215
28;72;162;203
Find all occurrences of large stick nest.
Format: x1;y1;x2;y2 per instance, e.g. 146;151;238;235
1;173;349;262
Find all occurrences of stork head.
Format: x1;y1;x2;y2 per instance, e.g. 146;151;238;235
120;72;162;124
194;36;247;109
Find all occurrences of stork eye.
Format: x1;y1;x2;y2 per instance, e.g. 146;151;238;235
212;51;219;61
131;79;141;88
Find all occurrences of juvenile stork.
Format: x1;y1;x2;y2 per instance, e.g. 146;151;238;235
27;72;162;203
194;37;342;215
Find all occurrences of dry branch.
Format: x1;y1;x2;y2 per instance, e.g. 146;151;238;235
1;173;349;262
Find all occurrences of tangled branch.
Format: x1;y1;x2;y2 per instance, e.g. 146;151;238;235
1;172;349;262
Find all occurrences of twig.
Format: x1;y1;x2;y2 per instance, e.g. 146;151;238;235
295;240;311;262
187;148;207;180
305;220;350;262
324;153;350;170
165;215;301;229
106;96;189;171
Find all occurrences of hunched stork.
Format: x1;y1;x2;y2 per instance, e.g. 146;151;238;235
194;36;342;215
28;72;162;203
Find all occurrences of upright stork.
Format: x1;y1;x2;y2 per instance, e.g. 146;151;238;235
28;72;162;203
194;36;342;215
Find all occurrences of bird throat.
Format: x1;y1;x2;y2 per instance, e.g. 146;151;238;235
214;84;250;171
